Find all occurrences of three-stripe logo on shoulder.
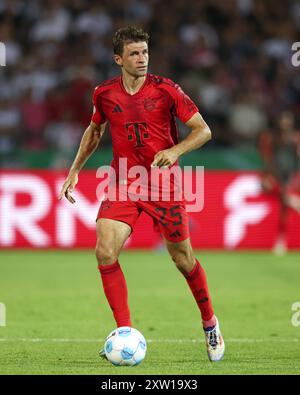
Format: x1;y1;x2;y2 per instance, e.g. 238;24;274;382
112;104;123;113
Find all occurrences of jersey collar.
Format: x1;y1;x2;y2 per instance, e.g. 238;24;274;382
119;74;149;97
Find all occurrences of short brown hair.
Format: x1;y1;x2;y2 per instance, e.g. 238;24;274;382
113;26;149;56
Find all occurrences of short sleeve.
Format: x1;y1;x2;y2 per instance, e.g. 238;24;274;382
91;87;106;125
172;84;199;124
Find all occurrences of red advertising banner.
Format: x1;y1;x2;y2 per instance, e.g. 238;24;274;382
0;170;299;249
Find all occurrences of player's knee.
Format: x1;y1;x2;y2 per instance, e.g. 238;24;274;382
95;243;118;266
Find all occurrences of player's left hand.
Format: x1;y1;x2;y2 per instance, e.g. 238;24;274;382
151;148;179;168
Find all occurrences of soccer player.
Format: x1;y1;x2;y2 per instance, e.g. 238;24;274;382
259;111;300;254
59;26;225;362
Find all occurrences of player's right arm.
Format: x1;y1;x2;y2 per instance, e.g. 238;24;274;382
59;121;106;203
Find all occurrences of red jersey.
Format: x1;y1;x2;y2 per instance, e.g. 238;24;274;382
91;74;199;178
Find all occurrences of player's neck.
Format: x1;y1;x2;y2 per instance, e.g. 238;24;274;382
121;73;146;95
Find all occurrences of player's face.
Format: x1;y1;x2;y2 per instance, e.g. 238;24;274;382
115;41;149;77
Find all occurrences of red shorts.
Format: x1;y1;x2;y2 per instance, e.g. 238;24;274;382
97;197;190;243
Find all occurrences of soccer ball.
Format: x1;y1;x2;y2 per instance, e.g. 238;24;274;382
104;326;147;366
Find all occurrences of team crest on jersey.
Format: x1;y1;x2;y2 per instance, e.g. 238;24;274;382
143;98;156;112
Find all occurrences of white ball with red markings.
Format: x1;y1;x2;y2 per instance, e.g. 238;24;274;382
104;326;147;366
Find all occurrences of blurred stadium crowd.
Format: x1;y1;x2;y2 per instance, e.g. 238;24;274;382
0;0;299;167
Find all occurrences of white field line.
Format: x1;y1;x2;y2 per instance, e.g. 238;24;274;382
0;338;299;343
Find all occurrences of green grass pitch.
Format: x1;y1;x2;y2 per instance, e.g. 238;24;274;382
0;250;300;375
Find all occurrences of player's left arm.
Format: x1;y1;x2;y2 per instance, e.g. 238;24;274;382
151;112;211;168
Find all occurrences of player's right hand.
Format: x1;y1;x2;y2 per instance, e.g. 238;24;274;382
58;173;78;204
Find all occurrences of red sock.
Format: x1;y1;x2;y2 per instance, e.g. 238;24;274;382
184;259;216;327
98;261;131;327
